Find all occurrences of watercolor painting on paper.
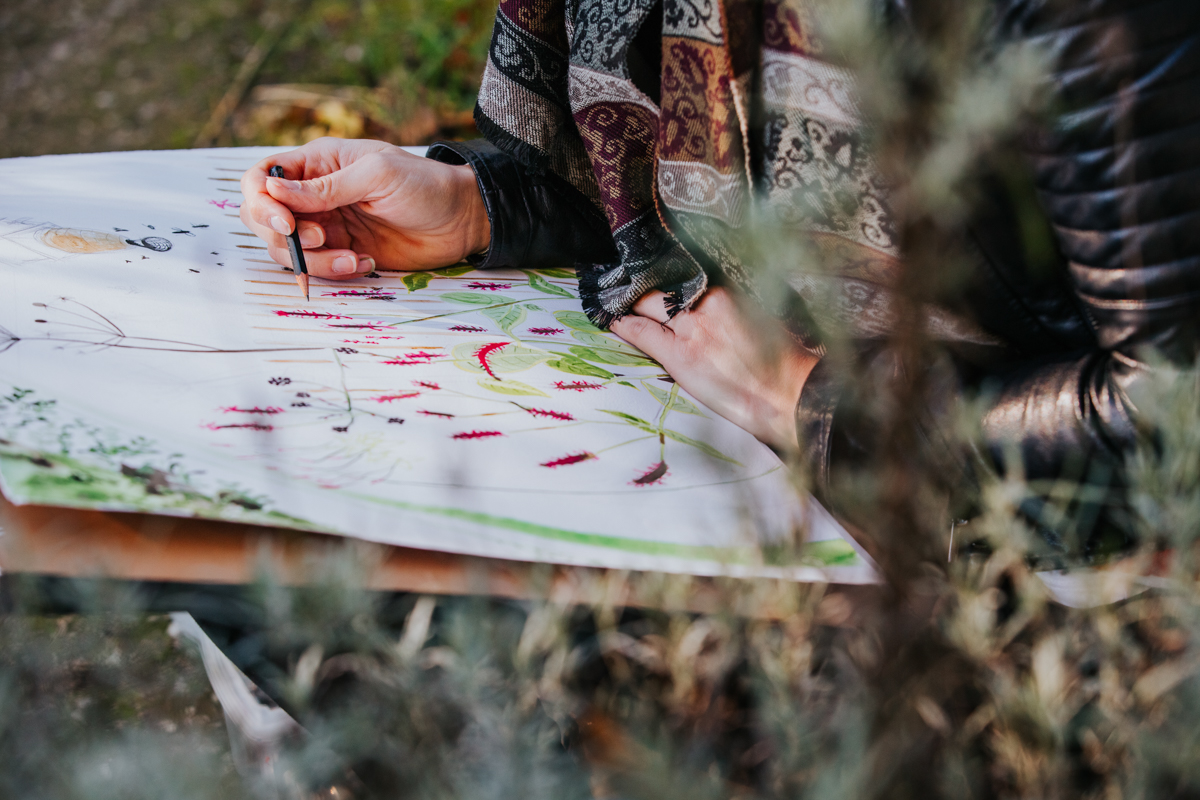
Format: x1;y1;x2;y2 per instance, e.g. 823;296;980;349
0;148;873;582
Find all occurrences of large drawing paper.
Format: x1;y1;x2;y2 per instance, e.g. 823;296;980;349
0;147;874;582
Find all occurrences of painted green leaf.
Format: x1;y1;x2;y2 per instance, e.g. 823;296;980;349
647;382;706;417
570;329;642;354
800;539;861;567
617;380;637;389
758;541;861;568
546;356;613;379
477;378;549;397
599;409;657;434
663;429;741;465
451;340;549;371
553;309;603;333
528;272;575;298
521;303;546;312
433;264;475;277
442;292;516;305
569;345;657;368
402;272;433;293
536;267;576;279
646;382;673;407
669;395;705;416
451;341;488;372
452;341;550;374
489;345;550;372
482;303;527;335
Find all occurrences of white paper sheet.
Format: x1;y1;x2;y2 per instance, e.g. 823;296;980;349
0;147;875;582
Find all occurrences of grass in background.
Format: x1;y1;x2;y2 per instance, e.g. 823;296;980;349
3;0;1200;797
0;604;246;799
0;0;493;157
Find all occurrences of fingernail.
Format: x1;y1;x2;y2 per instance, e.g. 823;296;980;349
356;256;376;274
298;227;322;248
269;216;290;235
331;255;357;275
268;177;302;191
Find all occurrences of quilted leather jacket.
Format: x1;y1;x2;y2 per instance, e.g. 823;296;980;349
428;0;1200;559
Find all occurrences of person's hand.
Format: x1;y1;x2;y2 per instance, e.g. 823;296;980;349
609;288;820;453
239;138;489;280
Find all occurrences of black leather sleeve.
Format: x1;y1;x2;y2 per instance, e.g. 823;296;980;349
425;139;618;269
798;0;1200;554
979;0;1200;482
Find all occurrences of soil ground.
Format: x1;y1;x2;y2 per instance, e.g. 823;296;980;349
1;0;273;158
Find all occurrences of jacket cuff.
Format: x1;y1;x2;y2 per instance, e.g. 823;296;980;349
795;358;840;496
425;139;512;269
425;139;616;271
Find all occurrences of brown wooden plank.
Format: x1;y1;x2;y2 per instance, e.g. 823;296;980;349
0;495;873;618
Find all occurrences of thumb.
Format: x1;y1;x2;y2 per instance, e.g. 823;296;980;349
266;156;383;213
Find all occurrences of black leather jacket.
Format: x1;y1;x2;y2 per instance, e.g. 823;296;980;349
428;0;1200;559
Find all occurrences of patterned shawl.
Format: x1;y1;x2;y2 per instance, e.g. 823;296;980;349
474;0;909;348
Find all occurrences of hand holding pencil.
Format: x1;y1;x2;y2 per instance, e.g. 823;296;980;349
268;165;310;301
238;138;491;289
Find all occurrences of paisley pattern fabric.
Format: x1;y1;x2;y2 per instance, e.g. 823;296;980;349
474;0;904;344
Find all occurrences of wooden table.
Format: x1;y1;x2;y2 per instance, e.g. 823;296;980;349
0;495;868;618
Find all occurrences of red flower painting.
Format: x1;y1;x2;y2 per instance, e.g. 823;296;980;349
553;381;604;392
452;430;504;440
523;407;574;421
540;452;596;468
631;461;668;486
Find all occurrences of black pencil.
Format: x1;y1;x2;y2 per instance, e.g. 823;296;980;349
269;165;310;301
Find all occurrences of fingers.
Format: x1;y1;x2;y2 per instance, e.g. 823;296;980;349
238;210;326;265
239;138;388;236
266;245;376;281
630;290;673;325
295;220;325;249
609;313;675;362
612;290;683;362
263;151;393;215
311;251;375;279
241;154;304;236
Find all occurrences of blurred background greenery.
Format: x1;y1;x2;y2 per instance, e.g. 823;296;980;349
0;0;493;158
5;2;1200;798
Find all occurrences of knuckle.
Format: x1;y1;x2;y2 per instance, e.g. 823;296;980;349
361;151;389;179
310;176;335;200
369;149;397;170
375;149;402;168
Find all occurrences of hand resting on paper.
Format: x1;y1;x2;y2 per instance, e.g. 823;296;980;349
609;288;820;454
239;138;490;280
242;138;817;453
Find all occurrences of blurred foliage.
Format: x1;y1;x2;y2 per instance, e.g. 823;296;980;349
237;0;493;146
3;0;1200;797
0;601;246;799
261;0;492;107
0;0;494;157
230;83;478;148
4;501;1200;800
